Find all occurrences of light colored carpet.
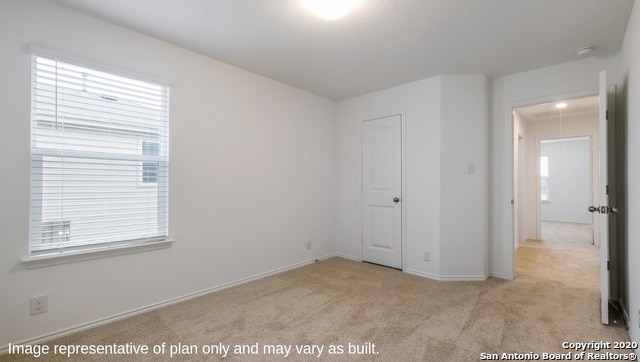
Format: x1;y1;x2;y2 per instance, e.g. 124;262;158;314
541;220;594;245
2;235;630;361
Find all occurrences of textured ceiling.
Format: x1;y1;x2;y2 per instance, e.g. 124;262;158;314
50;0;635;100
515;96;599;123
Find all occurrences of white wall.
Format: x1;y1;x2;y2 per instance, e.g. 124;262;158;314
490;55;621;279
2;0;638;351
335;75;487;280
620;0;640;346
0;0;336;349
336;77;443;277
540;138;592;224
438;75;488;278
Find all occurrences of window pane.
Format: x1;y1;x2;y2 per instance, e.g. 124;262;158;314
30;55;169;254
142;140;160;184
540;156;549;201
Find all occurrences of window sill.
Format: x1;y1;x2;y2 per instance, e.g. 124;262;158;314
21;238;174;269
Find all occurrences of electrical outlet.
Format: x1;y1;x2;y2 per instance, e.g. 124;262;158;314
467;162;475;174
423;251;431;262
30;295;48;315
307;241;312;250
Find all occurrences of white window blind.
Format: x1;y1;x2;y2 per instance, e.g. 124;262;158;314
30;54;169;256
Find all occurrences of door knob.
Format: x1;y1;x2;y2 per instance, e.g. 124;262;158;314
588;206;619;214
393;197;400;203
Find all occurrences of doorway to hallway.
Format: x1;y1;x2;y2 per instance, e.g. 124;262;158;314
512;96;601;285
512;95;599;250
509;72;622;325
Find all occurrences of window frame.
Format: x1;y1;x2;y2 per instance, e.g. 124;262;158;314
24;48;173;267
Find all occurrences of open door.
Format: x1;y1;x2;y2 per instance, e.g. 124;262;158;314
588;71;617;324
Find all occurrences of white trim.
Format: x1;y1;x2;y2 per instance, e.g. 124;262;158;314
334;253;361;262
620;299;630;329
401;110;407;273
619;301;638;356
489;272;509;280
503;88;599;281
2;254;336;354
358;110;407;270
536;139;542;239
405;268;441;280
21;239;174;269
503;104;516;280
29;53;170;257
631;321;640;358
405;268;489;282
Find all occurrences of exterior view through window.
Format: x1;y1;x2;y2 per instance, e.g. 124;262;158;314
30;54;169;255
540;156;549;202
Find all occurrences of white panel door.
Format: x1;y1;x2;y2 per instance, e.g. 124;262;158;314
361;114;402;269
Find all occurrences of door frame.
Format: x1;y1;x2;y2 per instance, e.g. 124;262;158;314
504;89;598;280
359;111;407;271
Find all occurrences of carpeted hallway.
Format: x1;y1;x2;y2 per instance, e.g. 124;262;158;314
2;227;631;361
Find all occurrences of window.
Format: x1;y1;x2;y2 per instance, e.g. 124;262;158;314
29;54;169;257
41;220;71;244
141;140;160;184
540;156;549;202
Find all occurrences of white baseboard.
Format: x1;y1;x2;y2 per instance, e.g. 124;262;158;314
315;253;339;261
489;272;510;280
334;253;361;262
618;300;639;356
405;268;489;281
333;256;490;281
629;323;639;357
404;269;442;280
436;274;489;281
620;299;630;327
0;255;334;355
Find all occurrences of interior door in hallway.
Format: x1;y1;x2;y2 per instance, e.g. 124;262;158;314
591;70;616;325
361;114;402;269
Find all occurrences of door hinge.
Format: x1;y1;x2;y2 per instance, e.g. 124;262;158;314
606;185;609;195
607;260;610;271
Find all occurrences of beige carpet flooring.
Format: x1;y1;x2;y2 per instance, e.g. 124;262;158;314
541;220;594;245
2;227;631;361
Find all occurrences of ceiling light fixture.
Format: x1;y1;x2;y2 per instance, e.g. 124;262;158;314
555;103;568;109
576;46;594;57
302;0;362;21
